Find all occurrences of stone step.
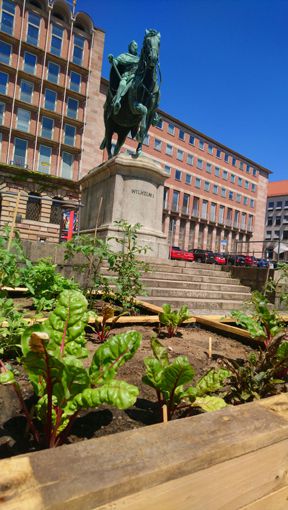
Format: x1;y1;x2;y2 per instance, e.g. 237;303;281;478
142;273;242;285
141;279;250;293
143;288;250;300
149;263;224;273
138;296;245;311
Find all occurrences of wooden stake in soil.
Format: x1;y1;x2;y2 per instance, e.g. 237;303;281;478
162;404;168;423
208;336;212;360
7;190;21;252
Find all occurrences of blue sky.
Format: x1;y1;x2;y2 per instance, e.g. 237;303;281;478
77;0;288;181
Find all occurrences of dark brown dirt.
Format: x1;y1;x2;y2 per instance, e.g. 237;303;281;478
0;324;254;458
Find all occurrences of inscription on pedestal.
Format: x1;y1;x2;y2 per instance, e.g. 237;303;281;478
131;189;154;198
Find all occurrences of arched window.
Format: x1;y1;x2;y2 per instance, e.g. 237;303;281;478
50;196;63;224
26;192;41;221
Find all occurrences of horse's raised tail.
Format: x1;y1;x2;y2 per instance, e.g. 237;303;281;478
100;137;106;150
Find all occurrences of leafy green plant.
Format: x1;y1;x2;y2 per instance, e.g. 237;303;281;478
143;337;230;420
159;304;190;337
23;258;79;312
0;226;28;288
64;234;111;300
231;291;285;348
0;290;141;448
0;293;26;357
91;304;127;343
107;220;150;312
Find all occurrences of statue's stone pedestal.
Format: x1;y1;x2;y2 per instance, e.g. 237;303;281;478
79;153;169;258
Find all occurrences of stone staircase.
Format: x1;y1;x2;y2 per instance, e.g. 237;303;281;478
137;260;251;316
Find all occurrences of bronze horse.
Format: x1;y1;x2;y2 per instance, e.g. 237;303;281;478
100;29;161;159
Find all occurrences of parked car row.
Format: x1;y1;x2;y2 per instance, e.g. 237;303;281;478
169;246;271;268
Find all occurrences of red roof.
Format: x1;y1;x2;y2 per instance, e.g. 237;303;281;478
268;180;288;197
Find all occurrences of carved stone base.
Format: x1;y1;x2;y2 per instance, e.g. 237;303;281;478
79;153;169;258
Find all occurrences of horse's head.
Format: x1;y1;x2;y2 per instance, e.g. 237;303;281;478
142;29;160;68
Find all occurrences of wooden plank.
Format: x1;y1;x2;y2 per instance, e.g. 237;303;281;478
194;316;254;340
1;395;288;510
239;485;288;510
96;439;288;510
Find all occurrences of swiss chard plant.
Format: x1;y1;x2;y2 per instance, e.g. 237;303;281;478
23;258;79;312
143;337;230;420
225;290;288;403
0;290;141;448
0;226;28;289
158;304;190;337
0;293;26;358
91;303;127;343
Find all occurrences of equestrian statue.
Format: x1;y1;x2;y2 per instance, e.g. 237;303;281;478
100;29;161;159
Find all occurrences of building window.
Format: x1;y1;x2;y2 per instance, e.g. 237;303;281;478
215;166;220;177
171;190;179;212
164;165;171;175
163;187;169;209
219;205;225;223
250;199;255;208
44;88;57;111
206;162;212;173
221;187;226;198
208;144;213;155
64;124;76;146
274;231;280;238
268;201;274;209
216;148;221;158
156;118;163;129
251;183;256;192
175;169;182;181
41;116;54;139
73;34;85;66
51;23;63;56
187;154;193;165
61;151;74;179
183;193;189;213
177;149;183;161
252;168;257;176
201;200;208;219
199;140;204;150
20;80;33;103
23;52;37;74
265;230;271;239
238;177;243;186
27;12;40;46
223;170;228;180
143;134;149;145
244;180;249;190
185;174;192;185
38;144;52;174
224;153;229;163
50;197;63;224
195;177;201;189
243;196;248;205
204;181;210;192
246;165;250;173
213;184;218;194
230;174;235;183
167;123;174;135
154;138;162;151
189;134;195;145
0;0;15;35
228;191;233;200
0;101;5;124
69;71;81;92
285;201;288;208
275;216;281;226
14;137;28;167
196;158;203;170
0;39;11;64
26;192;41;221
276;201;282;208
0;71;8;93
67;97;79;119
47;61;60;84
239;161;244;170
166;143;173;156
232;157;236;166
16;108;30;132
236;193;241;203
179;129;185;141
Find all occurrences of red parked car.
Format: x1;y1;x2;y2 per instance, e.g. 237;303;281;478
244;255;258;267
169;246;194;262
213;253;226;265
